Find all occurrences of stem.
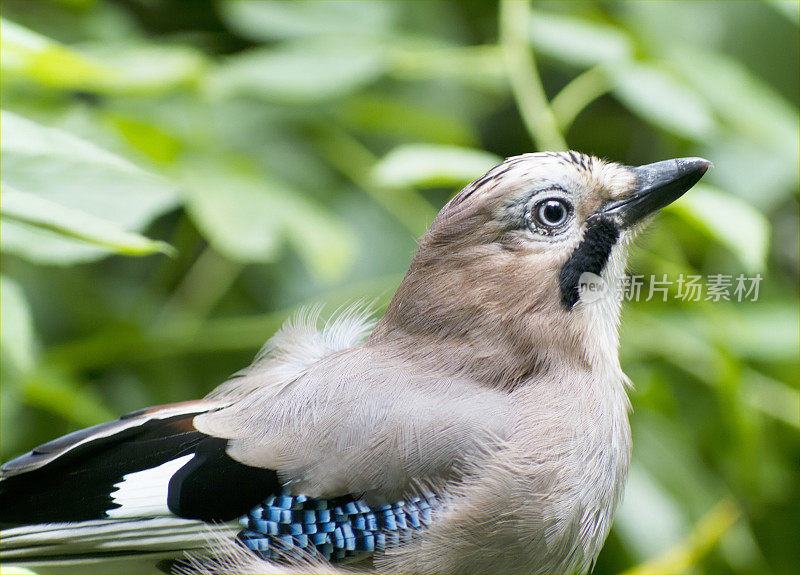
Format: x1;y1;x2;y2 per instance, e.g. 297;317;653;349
157;246;244;324
498;0;567;151
312;122;438;237
622;499;740;575
551;65;613;132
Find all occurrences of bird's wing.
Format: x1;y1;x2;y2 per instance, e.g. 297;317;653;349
1;399;220;479
0;304;510;565
198;303;511;503
0;303;379;528
0;399;280;526
196;345;512;503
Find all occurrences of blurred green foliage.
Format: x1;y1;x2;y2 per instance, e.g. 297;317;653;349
0;1;797;574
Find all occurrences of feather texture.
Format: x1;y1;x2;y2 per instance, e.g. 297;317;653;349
207;302;377;400
0;152;712;574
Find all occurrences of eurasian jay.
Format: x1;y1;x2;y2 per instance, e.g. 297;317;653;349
0;152;711;574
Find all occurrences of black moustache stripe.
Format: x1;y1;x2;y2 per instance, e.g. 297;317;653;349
559;217;620;309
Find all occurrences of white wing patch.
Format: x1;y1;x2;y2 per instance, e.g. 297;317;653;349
106;454;194;518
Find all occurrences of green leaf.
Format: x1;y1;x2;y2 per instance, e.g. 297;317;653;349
219;0;397;41
82;43;207;95
1;19;204;95
180;163;283;264
698;136;797;211
766;0;800;23
208;40;386;103
0;275;38;375
180;159;356;283
0;18;115;89
625;305;798;368
1;110;179;264
741;368;799;426
2;186;175;257
340;95;479;146
612;63;716;140
623;499;741;575
529;10;634;67
717;305;799;363
668;184;770;272
372;144;502;189
390;43;507;91
107;114;183;164
282;198;358;284
2;110;135;170
667;48;799;154
614;463;689;561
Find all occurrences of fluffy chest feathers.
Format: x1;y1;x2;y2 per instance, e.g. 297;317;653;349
507;369;631;574
379;365;631;575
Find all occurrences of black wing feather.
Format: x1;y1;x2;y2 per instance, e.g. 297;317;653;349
0;406;280;527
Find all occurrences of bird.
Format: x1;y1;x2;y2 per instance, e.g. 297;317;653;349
0;151;711;575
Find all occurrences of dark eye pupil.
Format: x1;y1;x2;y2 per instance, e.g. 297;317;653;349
539;200;566;225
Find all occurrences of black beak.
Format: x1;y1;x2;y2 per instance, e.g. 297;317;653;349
600;157;712;229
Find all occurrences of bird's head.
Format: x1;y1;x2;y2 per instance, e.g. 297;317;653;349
373;151;710;383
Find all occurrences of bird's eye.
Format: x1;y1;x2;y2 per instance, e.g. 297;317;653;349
534;199;571;228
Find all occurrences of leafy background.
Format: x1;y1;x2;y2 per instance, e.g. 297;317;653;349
1;1;797;574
